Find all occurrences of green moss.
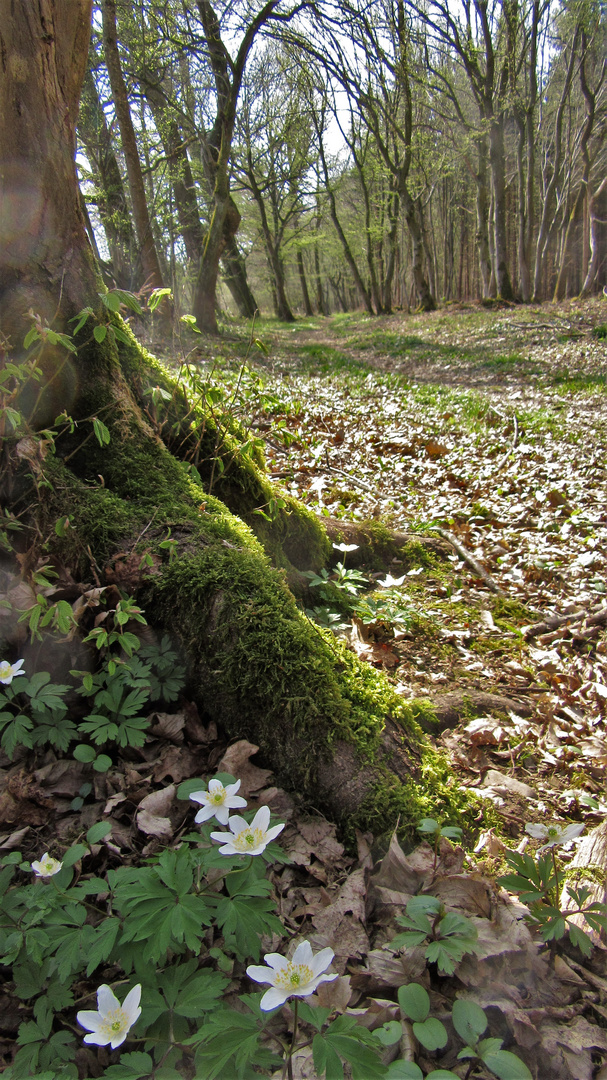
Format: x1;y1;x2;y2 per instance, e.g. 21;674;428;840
347;748;480;848
111;318;329;573
23;321;463;838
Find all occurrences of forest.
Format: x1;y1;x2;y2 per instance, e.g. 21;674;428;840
0;1;606;1079
75;0;606;324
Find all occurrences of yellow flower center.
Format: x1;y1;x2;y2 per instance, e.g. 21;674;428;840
233;826;264;852
275;962;313;992
99;1008;127;1039
213;791;224;803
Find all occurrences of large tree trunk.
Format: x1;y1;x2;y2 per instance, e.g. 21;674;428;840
0;0;459;837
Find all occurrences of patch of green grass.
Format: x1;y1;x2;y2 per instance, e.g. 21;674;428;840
479;352;541;373
551;371;607;394
592;323;607;340
295;343;371;374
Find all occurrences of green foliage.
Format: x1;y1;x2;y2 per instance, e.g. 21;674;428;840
498;824;607;957
396;984;532;1079
390;895;478;975
417;817;463;869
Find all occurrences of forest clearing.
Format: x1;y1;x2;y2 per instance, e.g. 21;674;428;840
1;1;607;1078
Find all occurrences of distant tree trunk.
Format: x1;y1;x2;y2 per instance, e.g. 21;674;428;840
533;28;579;300
580;176;607;297
488;117;513;300
79;68;136;288
101;0;167;303
297;250;314;316
144;79;205;266
383;187;400;313
244;164;295;321
314;238;328;315
221;236;258;318
400;185;436;311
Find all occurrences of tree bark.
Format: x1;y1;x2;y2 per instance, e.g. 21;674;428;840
220;235;259;319
296;249;314;316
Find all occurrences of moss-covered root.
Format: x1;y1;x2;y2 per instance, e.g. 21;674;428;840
142;545;473;840
35;327;472;840
114;320;330;574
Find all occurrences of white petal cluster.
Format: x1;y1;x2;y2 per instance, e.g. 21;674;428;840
31;852;63;877
525;821;585;850
190;777;247;825
77;984;141;1049
247;940;337;1010
210;805;284;856
0;658;25;685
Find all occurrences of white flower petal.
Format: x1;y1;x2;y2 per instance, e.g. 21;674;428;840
227;815;248;834
213;805;231;825
194;805;215;823
224;790;246;807
122;985;142;1023
76;1011;102;1032
189;790;208;806
225;780;242;796
312;972;338;989
525;824;548;839
217;842;238;855
260;986;289;1011
264;822;286;843
310;947;335;976
246;964;275;985
97;984;120;1017
262;953;289;972
250;805;271;832
110;1031;128;1049
83;1031;107;1046
559;823;585;843
208;778;223;793
292;940;314;967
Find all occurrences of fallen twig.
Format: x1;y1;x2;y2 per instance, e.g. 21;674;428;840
523;603;607;640
428;527;506;596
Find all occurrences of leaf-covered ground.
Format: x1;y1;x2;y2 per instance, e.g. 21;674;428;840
2;298;607;1078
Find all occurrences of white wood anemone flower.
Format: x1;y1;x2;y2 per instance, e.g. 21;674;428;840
246;940;337;1010
77;984;141;1049
31;853;63;877
210;805;285;856
525;821;585;850
0;658;25;685
189;777;247;825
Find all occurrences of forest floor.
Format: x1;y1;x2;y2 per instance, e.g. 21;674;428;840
2;297;607;1078
190;296;607;1078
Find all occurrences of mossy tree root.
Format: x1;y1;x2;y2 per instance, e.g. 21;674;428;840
21;331;472;839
